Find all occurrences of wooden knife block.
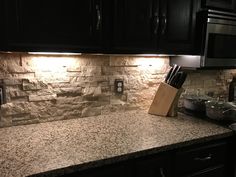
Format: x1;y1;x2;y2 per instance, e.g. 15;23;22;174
148;82;183;117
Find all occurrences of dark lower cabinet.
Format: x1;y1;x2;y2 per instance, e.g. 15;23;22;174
59;163;129;177
58;154;171;177
175;140;235;177
134;153;171;177
175;142;227;175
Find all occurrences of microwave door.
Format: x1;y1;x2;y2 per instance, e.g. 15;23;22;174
203;21;236;67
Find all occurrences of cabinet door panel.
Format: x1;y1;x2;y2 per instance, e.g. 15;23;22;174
0;0;6;49
59;162;130;177
134;154;171;177
159;0;200;54
113;0;158;52
5;0;102;51
175;142;227;175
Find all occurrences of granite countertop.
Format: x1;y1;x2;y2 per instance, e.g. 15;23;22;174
0;110;233;177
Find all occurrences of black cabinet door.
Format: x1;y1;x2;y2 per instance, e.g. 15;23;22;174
113;0;159;53
112;0;199;55
158;0;200;54
59;162;130;177
0;0;6;50
4;0;103;52
134;154;171;177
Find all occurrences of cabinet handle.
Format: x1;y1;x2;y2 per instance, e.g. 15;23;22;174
153;12;160;35
96;4;101;30
161;14;167;35
160;168;166;177
194;154;212;161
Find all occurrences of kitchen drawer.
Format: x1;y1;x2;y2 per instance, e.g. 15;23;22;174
134;153;171;177
58;162;130;177
175;142;227;175
183;165;225;177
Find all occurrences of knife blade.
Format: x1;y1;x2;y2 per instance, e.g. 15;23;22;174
169;72;182;88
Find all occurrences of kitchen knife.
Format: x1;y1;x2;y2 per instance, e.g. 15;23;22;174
167;64;178;84
168;65;181;85
165;67;173;83
176;72;187;89
174;65;181;76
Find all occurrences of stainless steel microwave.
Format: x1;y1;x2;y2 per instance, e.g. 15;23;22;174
171;9;236;68
204;0;236;11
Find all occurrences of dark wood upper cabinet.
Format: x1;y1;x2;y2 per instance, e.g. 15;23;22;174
0;0;6;49
2;0;201;54
159;0;200;54
112;0;200;54
112;0;159;53
4;0;107;52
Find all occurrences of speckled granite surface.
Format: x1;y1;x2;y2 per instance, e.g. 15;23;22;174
0;111;233;177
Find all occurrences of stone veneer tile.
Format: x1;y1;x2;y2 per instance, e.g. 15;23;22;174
0;53;236;128
29;94;57;102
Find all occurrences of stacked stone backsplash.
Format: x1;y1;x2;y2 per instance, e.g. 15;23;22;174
0;53;169;127
0;53;236;128
182;69;236;101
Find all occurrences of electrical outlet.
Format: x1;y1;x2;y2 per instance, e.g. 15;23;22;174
115;79;124;94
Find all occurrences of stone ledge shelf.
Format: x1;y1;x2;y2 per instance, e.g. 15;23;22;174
0;110;233;177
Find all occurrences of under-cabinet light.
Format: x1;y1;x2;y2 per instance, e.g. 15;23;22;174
28;53;173;57
28;52;82;56
103;54;172;57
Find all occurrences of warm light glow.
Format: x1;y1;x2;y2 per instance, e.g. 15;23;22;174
30;56;78;82
133;57;166;67
31;56;76;72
